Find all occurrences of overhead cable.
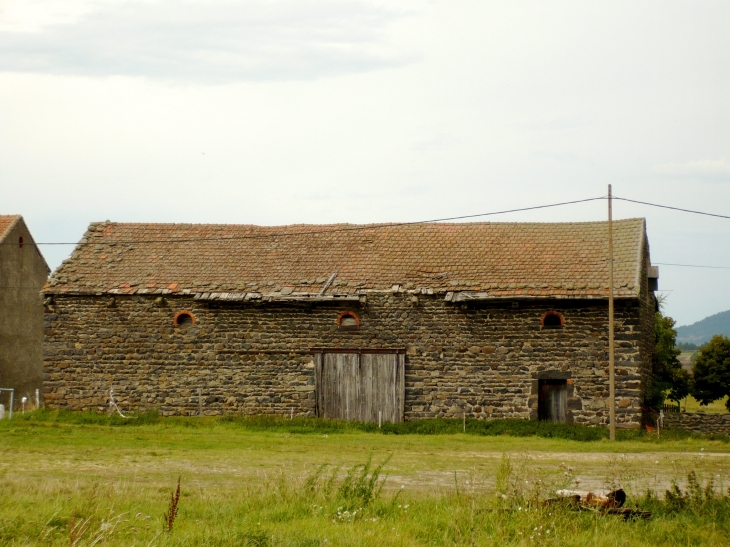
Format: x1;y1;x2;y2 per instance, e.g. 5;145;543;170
613;197;730;220
4;194;729;248
653;262;730;270
5;196;607;246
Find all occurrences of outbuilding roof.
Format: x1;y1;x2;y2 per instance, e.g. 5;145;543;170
44;219;649;300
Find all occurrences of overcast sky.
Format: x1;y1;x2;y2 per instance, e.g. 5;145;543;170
2;0;729;326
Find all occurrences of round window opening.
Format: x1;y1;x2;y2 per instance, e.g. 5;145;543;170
174;311;196;327
542;311;564;329
337;311;361;329
341;315;358;327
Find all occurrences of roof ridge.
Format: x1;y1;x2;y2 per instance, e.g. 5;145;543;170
85;217;646;230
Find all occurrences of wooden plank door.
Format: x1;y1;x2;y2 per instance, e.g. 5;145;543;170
317;353;359;421
315;352;404;423
538;380;567;422
363;353;404;423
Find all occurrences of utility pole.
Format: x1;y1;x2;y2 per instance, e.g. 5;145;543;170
608;185;616;441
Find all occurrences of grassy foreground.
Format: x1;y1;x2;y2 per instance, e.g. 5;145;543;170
1;412;729;546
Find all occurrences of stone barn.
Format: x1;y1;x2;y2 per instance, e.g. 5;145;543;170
42;219;657;428
0;215;50;403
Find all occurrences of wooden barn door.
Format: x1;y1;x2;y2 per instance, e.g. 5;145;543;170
314;351;404;423
538;379;567;422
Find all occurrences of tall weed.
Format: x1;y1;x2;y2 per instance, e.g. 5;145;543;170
336;454;392;508
663;470;730;512
494;454;576;507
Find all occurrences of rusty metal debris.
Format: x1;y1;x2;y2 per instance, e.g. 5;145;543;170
549;488;652;520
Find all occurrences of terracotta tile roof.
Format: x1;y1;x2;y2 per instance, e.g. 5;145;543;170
45;219;648;299
0;215;21;242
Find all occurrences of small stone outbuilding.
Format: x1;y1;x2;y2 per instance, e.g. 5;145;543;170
43;219;657;427
0;215;50;403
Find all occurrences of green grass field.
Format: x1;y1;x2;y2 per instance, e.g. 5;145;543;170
680;395;729;413
1;412;729;546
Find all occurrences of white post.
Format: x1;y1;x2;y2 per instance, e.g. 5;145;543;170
35;389;40;409
0;389;15;420
290;407;294;420
658;409;664;439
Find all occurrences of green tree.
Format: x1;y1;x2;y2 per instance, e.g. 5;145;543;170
645;312;690;409
691;335;730;412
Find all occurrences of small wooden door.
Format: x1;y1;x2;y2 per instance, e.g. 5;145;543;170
314;352;405;423
538;379;567;422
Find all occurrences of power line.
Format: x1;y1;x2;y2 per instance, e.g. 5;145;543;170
2;194;728;249
653;262;730;270
2;196;606;246
613;196;730;220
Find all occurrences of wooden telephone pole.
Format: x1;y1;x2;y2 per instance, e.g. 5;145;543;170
608;185;616;441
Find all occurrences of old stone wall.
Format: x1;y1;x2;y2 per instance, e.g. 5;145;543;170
662;412;730;436
44;293;648;426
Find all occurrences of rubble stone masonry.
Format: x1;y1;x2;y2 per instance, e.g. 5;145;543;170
662;412;730;436
43;293;650;427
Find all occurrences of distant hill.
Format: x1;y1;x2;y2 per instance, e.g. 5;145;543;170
676;310;730;345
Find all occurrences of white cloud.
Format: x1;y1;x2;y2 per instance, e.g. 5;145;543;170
0;0;107;33
521;116;588;132
653;159;730;181
0;0;413;82
2;0;730;325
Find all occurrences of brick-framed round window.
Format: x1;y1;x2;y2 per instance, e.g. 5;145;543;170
337;311;360;328
541;311;564;328
174;310;196;327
